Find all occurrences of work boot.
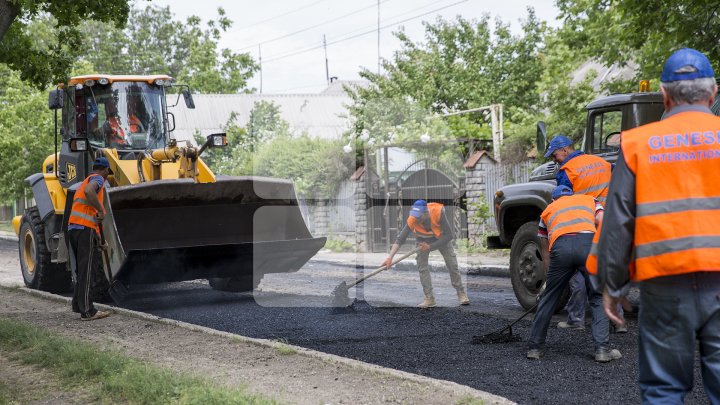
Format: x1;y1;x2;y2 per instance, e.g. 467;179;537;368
80;310;111;321
557;321;585;330
417;296;436;309
595;347;622;363
457;290;470;305
612;324;628;333
526;348;544;360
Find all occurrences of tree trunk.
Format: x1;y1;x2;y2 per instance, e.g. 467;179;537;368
0;0;20;43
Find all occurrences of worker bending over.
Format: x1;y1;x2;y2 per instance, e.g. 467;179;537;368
384;200;469;308
526;185;620;362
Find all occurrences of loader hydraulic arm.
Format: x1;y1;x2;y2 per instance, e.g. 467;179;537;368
137;139;200;182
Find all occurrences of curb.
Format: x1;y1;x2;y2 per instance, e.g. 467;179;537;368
311;258;510;278
16;286;514;404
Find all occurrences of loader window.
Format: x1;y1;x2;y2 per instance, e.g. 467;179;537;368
85;82;167;151
591;110;622;154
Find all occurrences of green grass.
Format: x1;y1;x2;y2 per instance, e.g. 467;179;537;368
0;317;277;405
272;339;297;355
0;380;13;405
456;395;484;405
324;238;354;253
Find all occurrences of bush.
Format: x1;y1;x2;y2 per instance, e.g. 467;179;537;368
324;238;354;253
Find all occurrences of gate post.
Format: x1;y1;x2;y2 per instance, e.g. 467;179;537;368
352;167;368;252
464;151;496;246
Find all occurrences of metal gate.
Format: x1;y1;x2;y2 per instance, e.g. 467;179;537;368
365;148;467;253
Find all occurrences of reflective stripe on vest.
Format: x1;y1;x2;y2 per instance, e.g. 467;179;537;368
621;110;720;280
540;194;597;250
407;203;443;238
68;174;105;234
561;154;611;207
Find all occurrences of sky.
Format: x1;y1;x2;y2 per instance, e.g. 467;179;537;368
148;0;561;94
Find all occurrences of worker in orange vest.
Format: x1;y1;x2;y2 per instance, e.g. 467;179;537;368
67;157;113;321
526;185;620;362
544;135;625;332
383;200;469;308
597;48;720;402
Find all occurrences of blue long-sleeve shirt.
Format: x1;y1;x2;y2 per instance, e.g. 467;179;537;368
555;150;584;189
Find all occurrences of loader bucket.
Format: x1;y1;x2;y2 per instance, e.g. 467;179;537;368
101;177;325;289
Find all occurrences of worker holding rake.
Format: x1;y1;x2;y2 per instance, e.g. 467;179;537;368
383;200;469;308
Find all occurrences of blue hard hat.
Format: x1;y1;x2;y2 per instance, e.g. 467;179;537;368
544;135;573;158
93;157;110;169
409;199;428;218
552;185;573;200
661;48;715;83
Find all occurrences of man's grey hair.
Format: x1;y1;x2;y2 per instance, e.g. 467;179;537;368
660;77;717;104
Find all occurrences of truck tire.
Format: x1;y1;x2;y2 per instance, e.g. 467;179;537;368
19;208;72;293
509;221;569;311
208;276;262;292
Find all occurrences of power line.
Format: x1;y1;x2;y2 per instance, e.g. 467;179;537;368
235;0;389;52
227;0;331;34
262;0;468;64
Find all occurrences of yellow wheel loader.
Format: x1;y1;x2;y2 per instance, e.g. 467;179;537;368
12;74;326;301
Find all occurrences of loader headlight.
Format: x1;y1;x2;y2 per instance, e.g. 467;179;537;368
69;138;88;152
84;79;96;87
154;79;166;86
98;78;109;85
208;133;227;147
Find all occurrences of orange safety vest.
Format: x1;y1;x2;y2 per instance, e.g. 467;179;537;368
407;202;443;238
107;116;127;145
561;154;611;206
584;220;636;278
68;174;105;235
128;114;141;133
541;194;597;250
620;110;720;281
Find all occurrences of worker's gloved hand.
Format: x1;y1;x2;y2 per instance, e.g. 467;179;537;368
382;257;393;269
99;242;110;252
95;211;105;222
418;242;431;252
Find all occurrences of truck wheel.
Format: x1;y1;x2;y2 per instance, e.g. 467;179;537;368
208;276;262;292
509;222;569;311
19;208;72;293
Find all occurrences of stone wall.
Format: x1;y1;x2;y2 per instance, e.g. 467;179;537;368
464;153;496;245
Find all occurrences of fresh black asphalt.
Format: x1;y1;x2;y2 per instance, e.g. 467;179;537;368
117;275;711;405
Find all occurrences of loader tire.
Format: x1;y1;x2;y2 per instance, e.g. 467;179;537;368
509;222;568;311
208;276;261;292
19;207;72;293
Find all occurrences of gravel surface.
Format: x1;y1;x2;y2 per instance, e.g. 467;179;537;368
118;280;711;405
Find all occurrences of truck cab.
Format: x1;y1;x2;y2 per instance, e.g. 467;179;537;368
490;91;665;309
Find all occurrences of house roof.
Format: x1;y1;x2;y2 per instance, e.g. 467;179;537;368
463;150;495;168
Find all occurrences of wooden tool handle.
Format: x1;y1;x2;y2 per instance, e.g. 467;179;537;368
346;247;420;289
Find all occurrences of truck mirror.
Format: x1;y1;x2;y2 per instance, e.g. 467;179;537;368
536;121;547;155
182;89;195;109
48;89;64;110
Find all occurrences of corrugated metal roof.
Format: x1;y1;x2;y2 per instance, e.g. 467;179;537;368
168;91;354;143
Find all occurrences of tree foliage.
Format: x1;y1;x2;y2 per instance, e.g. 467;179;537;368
557;0;720;84
0;0;129;88
0;66;54;202
79;6;257;93
348;11;545;144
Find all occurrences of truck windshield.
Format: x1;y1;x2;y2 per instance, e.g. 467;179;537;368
85;82;166;151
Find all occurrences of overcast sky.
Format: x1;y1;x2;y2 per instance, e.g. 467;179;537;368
148;0;560;94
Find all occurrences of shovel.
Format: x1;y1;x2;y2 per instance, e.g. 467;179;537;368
332;247;420;307
471;303;537;344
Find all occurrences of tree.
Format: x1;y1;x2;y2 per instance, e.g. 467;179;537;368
79;6;257;93
0;0;129;88
557;0;720;85
348;11;545;142
0;65;54;202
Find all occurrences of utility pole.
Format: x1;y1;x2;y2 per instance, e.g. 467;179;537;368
258;44;263;94
377;0;381;74
323;34;329;85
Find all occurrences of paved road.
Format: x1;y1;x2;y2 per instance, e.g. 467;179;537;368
0;239;711;404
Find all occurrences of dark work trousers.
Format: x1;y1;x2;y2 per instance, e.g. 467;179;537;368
68;227;100;318
528;233;610;350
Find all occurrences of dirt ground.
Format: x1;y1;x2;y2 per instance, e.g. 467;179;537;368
0;287;511;404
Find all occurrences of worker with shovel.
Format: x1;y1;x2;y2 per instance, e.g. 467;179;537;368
526;185;620;362
383;200;469;308
67;157;113;321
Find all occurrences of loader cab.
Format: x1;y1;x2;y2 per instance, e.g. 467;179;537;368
54;75;175;187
